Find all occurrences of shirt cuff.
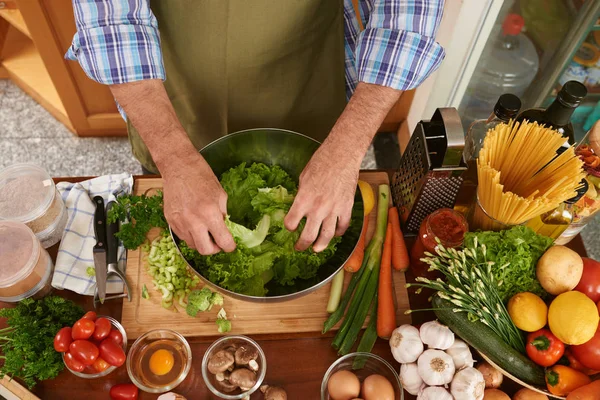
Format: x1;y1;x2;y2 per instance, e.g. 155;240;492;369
65;24;165;85
356;28;445;91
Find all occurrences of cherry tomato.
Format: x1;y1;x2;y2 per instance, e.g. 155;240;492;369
109;383;138;400
64;351;86;373
574;258;600;303
571;326;600;370
107;329;123;345
526;329;565;367
92;357;111;373
99;339;126;367
53;327;73;352
69;340;99;366
92;318;112;341
81;311;97;321
72;318;96;340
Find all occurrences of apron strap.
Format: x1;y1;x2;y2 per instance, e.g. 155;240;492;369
351;0;365;31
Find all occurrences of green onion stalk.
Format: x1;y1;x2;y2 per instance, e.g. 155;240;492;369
407;239;526;353
325;185;389;355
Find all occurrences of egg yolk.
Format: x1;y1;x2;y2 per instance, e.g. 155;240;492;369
149;349;175;376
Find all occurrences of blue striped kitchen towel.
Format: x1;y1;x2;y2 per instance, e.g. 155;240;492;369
52;173;133;296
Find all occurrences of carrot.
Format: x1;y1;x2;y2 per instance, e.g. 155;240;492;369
377;222;396;339
567;380;600;400
388;207;410;271
344;215;369;273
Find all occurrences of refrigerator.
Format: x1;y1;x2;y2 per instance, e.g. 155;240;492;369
415;0;600;143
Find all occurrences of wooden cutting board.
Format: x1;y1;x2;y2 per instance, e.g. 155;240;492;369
121;172;411;339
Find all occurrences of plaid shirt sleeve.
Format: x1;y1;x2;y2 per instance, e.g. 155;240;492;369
66;0;165;85
350;0;445;93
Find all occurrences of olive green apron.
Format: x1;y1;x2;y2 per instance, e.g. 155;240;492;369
129;0;347;173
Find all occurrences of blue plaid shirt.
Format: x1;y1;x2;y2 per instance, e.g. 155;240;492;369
67;0;445;99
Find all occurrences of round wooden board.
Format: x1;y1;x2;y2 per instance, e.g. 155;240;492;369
478;351;565;400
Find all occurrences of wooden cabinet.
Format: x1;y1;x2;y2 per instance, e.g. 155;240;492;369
0;0;126;136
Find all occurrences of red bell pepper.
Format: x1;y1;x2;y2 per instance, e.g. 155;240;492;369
526;329;565;367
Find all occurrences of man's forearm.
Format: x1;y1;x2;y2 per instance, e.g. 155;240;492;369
109;79;197;173
326;82;403;164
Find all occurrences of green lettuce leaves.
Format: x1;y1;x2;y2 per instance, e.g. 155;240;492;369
180;162;341;296
463;226;553;302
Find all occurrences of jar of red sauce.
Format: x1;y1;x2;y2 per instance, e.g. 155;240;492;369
410;208;468;278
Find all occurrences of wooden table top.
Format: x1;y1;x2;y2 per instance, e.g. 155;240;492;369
2;175;589;400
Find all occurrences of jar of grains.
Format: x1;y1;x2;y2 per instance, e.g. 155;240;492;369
0;164;68;248
0;220;54;302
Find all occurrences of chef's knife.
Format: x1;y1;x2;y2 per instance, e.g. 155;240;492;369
93;196;108;304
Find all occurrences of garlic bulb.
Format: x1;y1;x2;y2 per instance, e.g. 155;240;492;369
390;324;424;363
451;366;485;400
446;338;474;369
400;362;425;396
417;386;453;400
419;321;455;350
417;349;455;386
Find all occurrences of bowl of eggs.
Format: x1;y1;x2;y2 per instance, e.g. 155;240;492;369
321;352;403;400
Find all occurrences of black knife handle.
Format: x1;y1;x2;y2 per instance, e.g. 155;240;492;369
105;201;119;265
93;196;107;250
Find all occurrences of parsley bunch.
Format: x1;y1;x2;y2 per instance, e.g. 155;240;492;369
0;296;83;388
107;192;167;249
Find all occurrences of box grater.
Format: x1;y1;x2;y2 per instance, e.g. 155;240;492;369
391;108;466;235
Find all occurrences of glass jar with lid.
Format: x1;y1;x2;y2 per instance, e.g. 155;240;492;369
0;164;68;248
0;220;54;302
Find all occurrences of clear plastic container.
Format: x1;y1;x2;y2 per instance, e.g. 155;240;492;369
0;164;68;248
460;14;539;124
0;220;54;302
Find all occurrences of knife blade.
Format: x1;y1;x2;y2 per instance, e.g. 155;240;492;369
105;200;119;268
92;196;108;303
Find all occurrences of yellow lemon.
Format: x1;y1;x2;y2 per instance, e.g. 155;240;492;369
508;292;548;332
548;291;599;345
357;180;375;216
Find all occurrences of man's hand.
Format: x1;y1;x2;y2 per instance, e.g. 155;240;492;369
110;79;235;255
285;83;403;252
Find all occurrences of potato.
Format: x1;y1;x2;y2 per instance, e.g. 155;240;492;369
536;246;583;295
483;389;510;400
513;388;549;400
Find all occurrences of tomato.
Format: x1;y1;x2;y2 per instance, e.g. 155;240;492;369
109;383;138;400
526;329;565;367
563;348;600;375
92;357;110;373
69;340;99;366
81;311;97;321
64;351;85;373
545;365;591;396
571;326;600;370
92;318;112;341
99;339;126;367
107;329;123;345
72;318;96;340
574;258;600;303
53;327;73;352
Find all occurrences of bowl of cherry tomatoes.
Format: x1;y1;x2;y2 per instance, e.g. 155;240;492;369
54;311;128;379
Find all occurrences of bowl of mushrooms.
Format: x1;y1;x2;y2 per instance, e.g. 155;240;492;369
202;335;267;399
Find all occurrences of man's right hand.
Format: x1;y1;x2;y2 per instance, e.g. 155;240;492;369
161;151;236;255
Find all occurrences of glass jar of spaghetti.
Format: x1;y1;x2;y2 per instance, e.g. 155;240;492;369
410;208;468;278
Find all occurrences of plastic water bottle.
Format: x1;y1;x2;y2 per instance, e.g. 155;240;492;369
460;14;539;125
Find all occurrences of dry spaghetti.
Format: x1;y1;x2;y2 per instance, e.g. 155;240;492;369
474;120;585;230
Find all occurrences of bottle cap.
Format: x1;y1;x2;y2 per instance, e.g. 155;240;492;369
565;179;588;204
494;94;522;121
558;81;588;107
502;14;525;36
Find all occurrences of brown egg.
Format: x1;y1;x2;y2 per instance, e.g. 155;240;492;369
362;374;394;400
328;370;361;400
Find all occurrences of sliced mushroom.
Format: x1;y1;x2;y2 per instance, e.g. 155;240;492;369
235;345;259;366
229;368;257;391
214;377;238;393
208;349;235;374
260;385;288;400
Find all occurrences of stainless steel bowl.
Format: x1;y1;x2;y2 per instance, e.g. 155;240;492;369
170;128;364;302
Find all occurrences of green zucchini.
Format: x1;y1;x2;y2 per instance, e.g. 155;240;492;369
432;295;545;387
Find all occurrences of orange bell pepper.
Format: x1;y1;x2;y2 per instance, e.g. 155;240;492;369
545;365;591;396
